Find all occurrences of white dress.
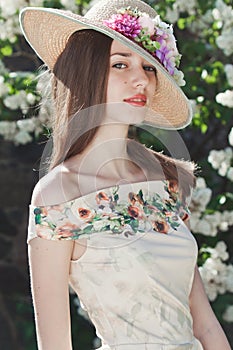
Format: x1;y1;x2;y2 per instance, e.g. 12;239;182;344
28;180;204;350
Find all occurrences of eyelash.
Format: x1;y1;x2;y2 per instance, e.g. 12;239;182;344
112;63;156;72
112;63;127;69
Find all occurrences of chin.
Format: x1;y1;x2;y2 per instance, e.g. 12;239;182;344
104;102;147;125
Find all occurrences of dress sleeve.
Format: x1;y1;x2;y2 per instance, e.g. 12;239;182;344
27;203;87;244
178;202;190;222
28;205;38;243
176;189;191;222
165;179;191;222
28;205;56;243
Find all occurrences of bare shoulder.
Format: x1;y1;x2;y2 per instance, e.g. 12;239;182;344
31;164;81;206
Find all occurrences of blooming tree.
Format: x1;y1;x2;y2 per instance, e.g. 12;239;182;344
0;0;232;348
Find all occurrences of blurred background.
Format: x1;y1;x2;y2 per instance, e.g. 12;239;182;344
0;0;232;349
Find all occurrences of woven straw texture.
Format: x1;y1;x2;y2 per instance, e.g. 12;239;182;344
19;0;192;129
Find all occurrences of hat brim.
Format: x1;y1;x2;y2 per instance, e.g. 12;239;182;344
19;7;192;130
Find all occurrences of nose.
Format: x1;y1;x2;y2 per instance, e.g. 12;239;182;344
132;66;149;89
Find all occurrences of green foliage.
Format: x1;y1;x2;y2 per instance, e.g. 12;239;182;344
0;44;13;56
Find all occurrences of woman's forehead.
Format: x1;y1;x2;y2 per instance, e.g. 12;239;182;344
110;40;132;53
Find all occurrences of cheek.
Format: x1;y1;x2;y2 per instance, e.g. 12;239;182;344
106;76;127;101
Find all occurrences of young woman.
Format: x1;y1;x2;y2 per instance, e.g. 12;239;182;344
20;0;231;349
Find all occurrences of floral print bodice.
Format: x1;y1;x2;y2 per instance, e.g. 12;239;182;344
29;180;190;242
28;180;203;350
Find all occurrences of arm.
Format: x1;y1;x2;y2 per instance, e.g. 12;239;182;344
29;237;74;350
189;265;231;350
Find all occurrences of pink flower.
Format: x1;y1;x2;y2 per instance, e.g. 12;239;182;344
127;205;144;219
103;13;141;38
152;219;170;234
96;191;110;205
138;16;155;35
36;223;53;239
55;221;78;238
128;192;144;205
77;207;95;222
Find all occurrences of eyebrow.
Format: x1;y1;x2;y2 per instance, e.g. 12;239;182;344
110;52;132;57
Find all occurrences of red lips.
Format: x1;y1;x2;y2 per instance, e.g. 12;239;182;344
123;94;147;107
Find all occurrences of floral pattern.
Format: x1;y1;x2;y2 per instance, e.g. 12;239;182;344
33;180;190;241
103;7;185;86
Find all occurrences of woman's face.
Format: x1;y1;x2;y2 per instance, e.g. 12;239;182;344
105;40;157;125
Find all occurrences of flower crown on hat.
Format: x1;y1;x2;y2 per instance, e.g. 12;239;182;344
103;6;185;86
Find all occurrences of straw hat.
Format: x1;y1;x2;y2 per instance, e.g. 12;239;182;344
19;0;192;130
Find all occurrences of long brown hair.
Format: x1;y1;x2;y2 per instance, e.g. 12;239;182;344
49;29;196;200
50;29;112;167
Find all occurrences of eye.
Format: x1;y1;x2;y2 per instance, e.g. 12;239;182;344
143;65;156;73
112;63;127;69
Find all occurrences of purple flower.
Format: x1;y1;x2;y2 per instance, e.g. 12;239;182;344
155;47;175;75
153;30;177;75
103;13;141;38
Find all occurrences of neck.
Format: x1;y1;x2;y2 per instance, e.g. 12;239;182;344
69;123;143;181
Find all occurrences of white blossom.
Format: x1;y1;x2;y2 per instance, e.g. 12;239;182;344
216;29;233;56
165;7;179;24
227;167;233;182
223;305;233;323
199;246;233;301
0;0;70;42
214;0;233;29
0;120;17;139
208;148;233;176
4;93;21;110
216;90;233;108
189;212;201;232
205;212;221;232
0;115;47;145
189;99;198;114
196;177;207;189
0;76;9;96
0;0;26;17
221;210;233;228
190;10;214;35
173;68;186;86
225;265;233;292
0;14;22;40
3;90;30;112
26;92;36;105
189;175;233;236
60;0;77;11
225;64;233;87
228;127;233;146
191;208;233;236
38;108;50;124
189;178;212;213
209;241;229;261
29;0;44;5
214;0;233;56
14;129;33;145
219;221;229;232
194;218;217;236
173;0;197;16
16;118;35;132
165;0;201;25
